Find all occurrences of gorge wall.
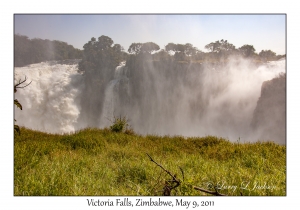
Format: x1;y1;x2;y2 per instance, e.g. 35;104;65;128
251;73;286;143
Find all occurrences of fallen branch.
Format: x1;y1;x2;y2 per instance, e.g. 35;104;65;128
146;153;228;196
193;186;226;196
146;153;181;196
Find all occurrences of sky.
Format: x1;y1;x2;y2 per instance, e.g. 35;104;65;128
14;14;286;55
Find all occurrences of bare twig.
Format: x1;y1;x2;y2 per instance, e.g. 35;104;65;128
14;76;32;93
193;186;226;196
146;153;181;196
146;153;178;182
146;153;228;196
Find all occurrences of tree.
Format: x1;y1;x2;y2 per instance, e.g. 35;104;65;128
239;45;256;57
140;42;160;54
176;44;185;53
78;35;125;126
165;43;186;54
14;34;83;67
219;39;236;52
184;43;198;57
259;50;276;61
165;42;199;61
166;43;186;61
14;34;31;67
14;76;32;135
113;44;124;53
165;43;177;52
174;52;186;61
128;43;143;54
128;42;160;55
152;49;172;61
205;40;221;52
96;35;114;50
79;35;124;72
205;39;236;53
191;50;205;61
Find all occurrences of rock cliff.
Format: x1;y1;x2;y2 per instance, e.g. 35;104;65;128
251;73;286;144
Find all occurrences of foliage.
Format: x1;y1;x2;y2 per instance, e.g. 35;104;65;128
259;50;277;61
14;76;31;135
239;44;256;57
205;39;236;53
184;43;198;56
165;42;199;60
165;42;177;52
14;127;286;196
141;42;160;54
128;43;143;54
14;34;82;67
14;99;22;110
128;42;160;55
152;49;172;61
14;122;20;135
174;52;186;61
79;35;124;73
110;116;129;133
77;35;126;126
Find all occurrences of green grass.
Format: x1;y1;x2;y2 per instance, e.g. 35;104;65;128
14;127;286;196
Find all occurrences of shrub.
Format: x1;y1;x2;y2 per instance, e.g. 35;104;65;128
110;116;129;133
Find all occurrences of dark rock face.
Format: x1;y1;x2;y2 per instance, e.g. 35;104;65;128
251;73;286;144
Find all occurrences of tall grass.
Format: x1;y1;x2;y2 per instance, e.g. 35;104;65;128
14;127;286;196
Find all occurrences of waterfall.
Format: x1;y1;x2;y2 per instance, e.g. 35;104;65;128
14;58;285;143
14;60;83;134
99;61;128;128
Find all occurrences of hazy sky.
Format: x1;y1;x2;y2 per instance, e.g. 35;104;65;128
14;14;286;55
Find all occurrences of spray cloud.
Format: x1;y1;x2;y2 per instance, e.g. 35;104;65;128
14;57;286;143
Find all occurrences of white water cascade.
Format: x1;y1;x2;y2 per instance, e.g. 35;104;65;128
14;60;84;134
99;61;128;128
14;58;285;143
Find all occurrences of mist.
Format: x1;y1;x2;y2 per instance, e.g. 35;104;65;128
14;57;286;144
14;60;84;133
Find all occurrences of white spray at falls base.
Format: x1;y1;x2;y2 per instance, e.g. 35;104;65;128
14;58;285;143
14;61;84;133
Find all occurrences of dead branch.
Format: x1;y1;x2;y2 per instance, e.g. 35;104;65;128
146;153;181;196
146;153;228;196
193;186;226;196
146;153;178;181
14;76;32;93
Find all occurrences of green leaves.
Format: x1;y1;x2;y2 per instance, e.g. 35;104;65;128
14;124;20;135
79;35;124;72
14;99;22;110
14;76;31;135
239;45;256;57
14;99;22;135
205;39;236;53
110;116;129;133
14;93;22;135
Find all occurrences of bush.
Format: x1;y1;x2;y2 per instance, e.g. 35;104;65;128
110;116;129;133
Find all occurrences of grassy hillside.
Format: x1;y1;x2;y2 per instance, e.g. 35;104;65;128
14;127;286;196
